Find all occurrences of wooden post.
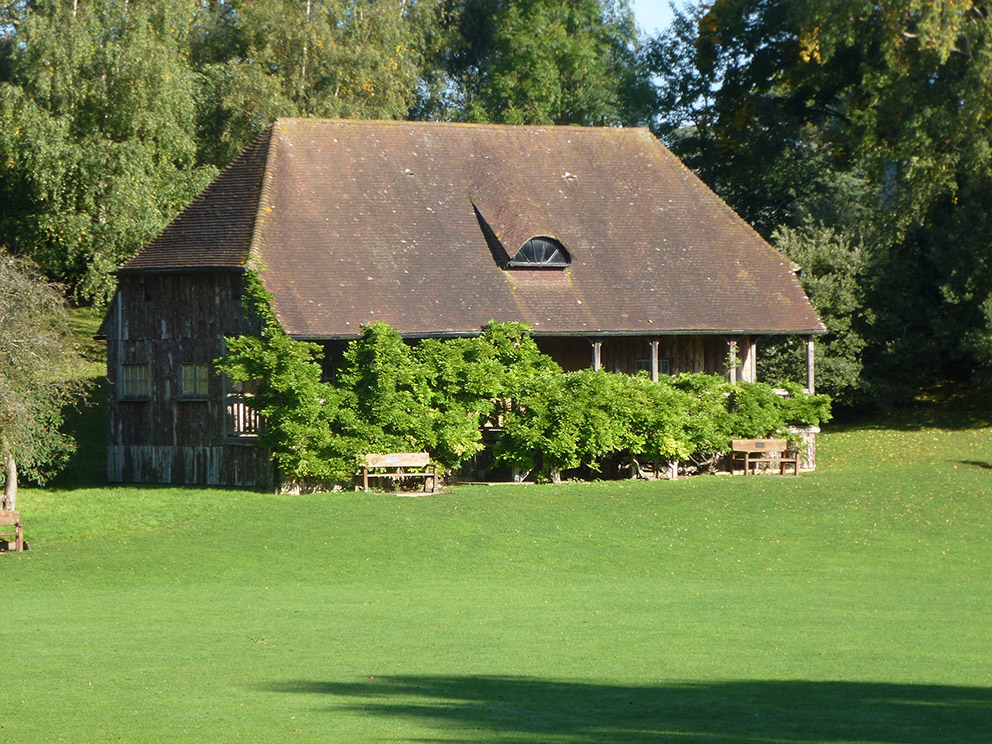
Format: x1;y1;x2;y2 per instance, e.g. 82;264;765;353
728;339;738;385
591;339;603;371
806;336;815;394
741;336;756;382
649;339;660;382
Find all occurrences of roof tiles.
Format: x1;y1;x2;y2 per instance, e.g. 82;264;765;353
122;118;825;337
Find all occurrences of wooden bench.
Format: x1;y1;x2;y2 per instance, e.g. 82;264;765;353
0;511;24;552
731;439;800;476
357;453;440;493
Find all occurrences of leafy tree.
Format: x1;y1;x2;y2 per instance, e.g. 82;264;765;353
216;273;365;486
759;219;869;404
192;0;433;165
651;0;992;398
646;0;864;236
0;0;214;301
0;250;87;509
415;0;653;125
799;0;992;390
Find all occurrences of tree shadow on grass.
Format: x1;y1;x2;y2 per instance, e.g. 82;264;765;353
828;406;992;433
829;381;992;433
269;675;991;743
956;460;992;470
48;378;107;490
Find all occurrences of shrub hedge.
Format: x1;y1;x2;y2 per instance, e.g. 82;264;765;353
217;277;831;487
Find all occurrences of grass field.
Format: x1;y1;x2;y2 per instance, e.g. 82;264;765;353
3;351;991;742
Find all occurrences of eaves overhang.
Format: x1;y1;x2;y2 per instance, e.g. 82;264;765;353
290;327;828;342
115;266;250;277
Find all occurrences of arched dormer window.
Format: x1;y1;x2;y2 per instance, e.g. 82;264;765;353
508;237;570;269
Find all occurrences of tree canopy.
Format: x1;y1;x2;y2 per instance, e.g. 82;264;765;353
649;0;992;402
3;0;992;402
0;0;215;302
414;0;652;124
0;249;87;509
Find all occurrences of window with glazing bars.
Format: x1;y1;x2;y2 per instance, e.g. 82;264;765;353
181;363;210;398
635;358;671;376
508;237;569;267
121;364;150;399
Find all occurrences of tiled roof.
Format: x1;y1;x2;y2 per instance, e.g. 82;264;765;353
123;118;826;336
118;129;273;272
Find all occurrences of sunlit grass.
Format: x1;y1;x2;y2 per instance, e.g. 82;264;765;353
6;395;990;742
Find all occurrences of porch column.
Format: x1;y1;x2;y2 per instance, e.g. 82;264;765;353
741;336;757;382
728;339;738;385
649;338;660;383
806;335;815;394
590;339;603;371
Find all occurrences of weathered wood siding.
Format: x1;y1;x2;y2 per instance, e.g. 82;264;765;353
534;337;591;372
105;272;275;489
536;335;756;379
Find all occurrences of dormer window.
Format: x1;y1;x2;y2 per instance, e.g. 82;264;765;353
470;185;571;271
509;237;570;268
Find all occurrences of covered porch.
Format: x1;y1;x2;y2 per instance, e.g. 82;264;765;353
535;334;818;392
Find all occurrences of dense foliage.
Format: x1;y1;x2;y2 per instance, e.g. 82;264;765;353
414;0;652;124
4;0;991;402
0;249;87;508
498;370;830;482
0;0;216;302
218;282;830;487
649;0;992;402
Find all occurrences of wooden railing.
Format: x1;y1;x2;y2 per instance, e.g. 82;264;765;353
227;398;260;437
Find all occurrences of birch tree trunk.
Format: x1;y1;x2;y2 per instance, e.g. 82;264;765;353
3;450;16;512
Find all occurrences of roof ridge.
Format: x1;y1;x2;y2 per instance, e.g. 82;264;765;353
271;116;651;135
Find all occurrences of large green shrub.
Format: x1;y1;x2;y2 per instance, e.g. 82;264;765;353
498;371;832;481
498;372;699;482
219;298;564;485
216;275;366;486
220;286;832;487
338;322;435;455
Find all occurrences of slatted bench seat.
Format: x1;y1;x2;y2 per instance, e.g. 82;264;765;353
0;511;25;552
357;453;440;493
731;439;800;476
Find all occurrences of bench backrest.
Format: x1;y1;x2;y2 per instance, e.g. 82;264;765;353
0;511;20;526
731;439;788;453
363;453;431;468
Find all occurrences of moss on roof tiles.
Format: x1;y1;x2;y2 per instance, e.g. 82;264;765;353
121;118;825;337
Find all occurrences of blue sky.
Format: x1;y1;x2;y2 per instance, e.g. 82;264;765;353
631;0;675;36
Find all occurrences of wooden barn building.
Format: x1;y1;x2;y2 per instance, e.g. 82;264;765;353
101;118;825;488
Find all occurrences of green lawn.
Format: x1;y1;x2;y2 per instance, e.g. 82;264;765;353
4;393;991;742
